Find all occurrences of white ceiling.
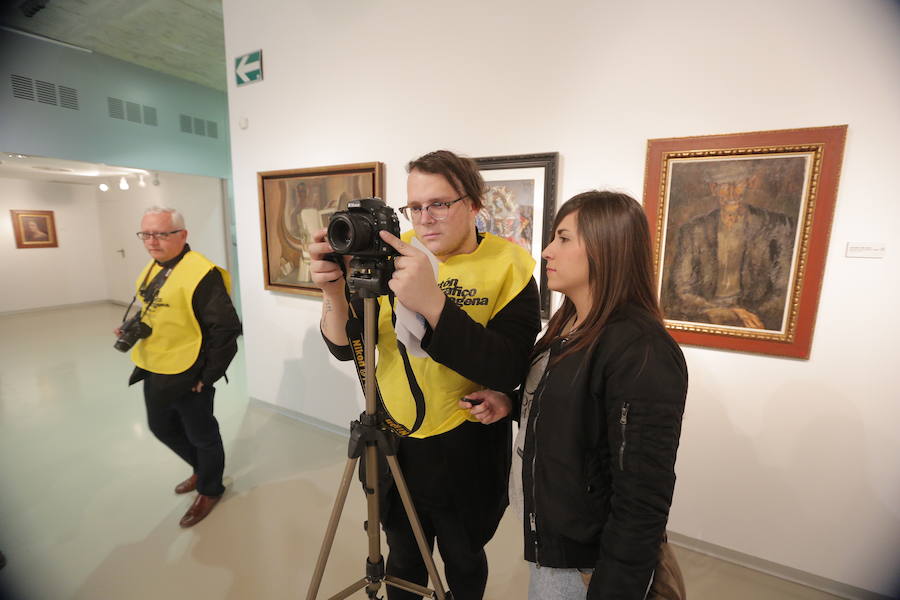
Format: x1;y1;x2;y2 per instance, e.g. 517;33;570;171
0;0;226;91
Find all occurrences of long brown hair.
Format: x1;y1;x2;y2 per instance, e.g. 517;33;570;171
532;190;662;363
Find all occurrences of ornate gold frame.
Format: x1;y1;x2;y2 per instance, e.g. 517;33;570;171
642;126;847;358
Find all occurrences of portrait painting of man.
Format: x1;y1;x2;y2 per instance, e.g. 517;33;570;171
11;210;58;248
659;156;807;333
644;126;846;358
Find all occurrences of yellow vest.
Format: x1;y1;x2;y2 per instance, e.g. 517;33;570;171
376;231;535;438
131;251;232;375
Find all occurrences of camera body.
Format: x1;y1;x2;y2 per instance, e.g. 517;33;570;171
326;197;400;258
114;313;152;353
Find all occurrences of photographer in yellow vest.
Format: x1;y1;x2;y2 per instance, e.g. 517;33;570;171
309;150;541;600
119;207;242;528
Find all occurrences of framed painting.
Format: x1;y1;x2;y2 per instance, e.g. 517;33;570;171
11;210;58;248
475;152;559;319
643;125;847;358
258;162;384;296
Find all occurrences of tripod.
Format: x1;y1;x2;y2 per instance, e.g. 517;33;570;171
306;293;451;600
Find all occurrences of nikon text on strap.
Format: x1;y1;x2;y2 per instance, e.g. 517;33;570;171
343;288;426;437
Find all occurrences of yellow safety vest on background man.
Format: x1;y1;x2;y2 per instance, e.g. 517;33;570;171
131;251;232;375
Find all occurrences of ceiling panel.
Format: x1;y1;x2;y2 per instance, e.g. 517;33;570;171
1;0;226;91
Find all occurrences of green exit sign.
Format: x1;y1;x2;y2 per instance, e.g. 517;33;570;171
235;50;263;86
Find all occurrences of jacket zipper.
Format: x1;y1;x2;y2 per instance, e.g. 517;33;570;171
618;402;630;471
529;338;563;568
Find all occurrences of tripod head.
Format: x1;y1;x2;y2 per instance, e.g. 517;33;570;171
347;256;395;298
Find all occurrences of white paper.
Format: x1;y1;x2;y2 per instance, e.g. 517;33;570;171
393;237;440;357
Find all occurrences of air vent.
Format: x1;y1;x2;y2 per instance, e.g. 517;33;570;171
58;86;78;110
11;75;79;110
125;101;140;123
143;105;157;126
179;112;220;139
11;74;34;101
35;80;57;105
108;97;124;119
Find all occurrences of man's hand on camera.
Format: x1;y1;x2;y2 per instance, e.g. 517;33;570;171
192;381;204;393
379;231;446;328
459;390;512;425
113;327;123;337
308;228;346;293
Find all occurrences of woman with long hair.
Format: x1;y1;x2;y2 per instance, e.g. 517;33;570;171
462;190;688;599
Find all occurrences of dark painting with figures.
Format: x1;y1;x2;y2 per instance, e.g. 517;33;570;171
476;179;535;252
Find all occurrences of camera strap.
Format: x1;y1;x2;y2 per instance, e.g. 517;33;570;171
344;291;426;438
122;264;174;322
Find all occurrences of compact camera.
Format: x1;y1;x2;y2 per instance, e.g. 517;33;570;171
326;197;400;258
113;313;152;352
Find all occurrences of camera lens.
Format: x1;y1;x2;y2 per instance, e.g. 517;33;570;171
327;213;373;254
113;338;134;353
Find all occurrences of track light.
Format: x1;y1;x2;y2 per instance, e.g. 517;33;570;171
119;177;129;190
138;174;146;187
98;183;109;192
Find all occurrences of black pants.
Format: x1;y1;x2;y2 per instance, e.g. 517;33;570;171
383;490;488;600
143;380;225;496
380;425;492;600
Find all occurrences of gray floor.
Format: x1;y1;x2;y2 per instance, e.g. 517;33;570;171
0;303;844;599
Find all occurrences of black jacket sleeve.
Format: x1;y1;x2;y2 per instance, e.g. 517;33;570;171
192;268;243;387
588;328;687;599
422;277;541;391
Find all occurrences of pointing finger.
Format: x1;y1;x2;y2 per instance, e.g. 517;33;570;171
379;230;419;256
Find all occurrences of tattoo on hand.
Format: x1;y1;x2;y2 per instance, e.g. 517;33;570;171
324;299;332;313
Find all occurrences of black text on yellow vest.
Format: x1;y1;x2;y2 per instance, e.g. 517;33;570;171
375;232;534;438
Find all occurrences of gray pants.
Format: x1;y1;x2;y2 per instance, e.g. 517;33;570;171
528;563;592;600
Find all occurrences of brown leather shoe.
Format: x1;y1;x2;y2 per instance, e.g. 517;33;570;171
179;494;221;528
174;474;198;495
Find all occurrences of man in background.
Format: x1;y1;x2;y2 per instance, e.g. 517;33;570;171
120;206;242;527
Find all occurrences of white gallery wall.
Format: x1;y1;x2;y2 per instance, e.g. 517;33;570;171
0;178;107;313
1;171;227;312
96;171;228;304
223;0;900;596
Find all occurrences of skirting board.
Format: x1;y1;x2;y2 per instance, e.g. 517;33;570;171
258;400;892;600
0;299;126;317
249;397;351;438
667;532;891;600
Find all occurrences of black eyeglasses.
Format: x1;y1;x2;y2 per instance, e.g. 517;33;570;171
136;229;183;241
398;196;467;222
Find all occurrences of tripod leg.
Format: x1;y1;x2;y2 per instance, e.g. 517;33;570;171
364;443;383;599
385;454;449;600
326;578;369;600
306;457;359;600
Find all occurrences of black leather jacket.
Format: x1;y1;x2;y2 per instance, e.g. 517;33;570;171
519;304;687;599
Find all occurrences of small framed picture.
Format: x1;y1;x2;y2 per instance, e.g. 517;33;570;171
257;162;384;296
11;210;58;249
475;153;559;319
643;126;847;358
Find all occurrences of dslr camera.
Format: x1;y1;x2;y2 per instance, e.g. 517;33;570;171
114;312;152;353
326;198;400;297
326;197;400;257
